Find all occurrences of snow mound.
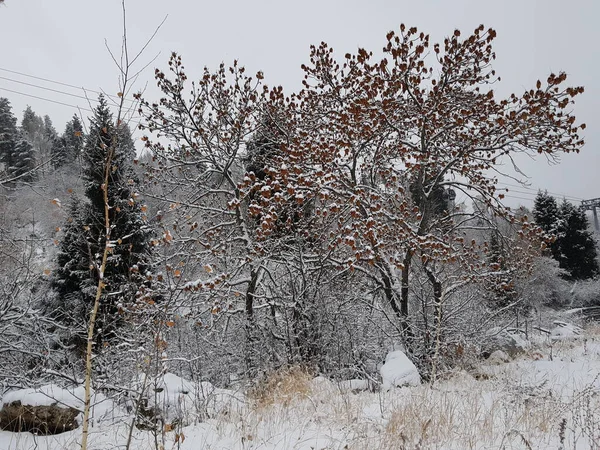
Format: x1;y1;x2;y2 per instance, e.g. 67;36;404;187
487;350;511;365
483;327;529;357
337;379;371;393
380;350;421;390
551;321;582;341
1;384;120;425
143;373;244;425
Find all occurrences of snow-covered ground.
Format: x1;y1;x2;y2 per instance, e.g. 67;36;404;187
2;325;600;450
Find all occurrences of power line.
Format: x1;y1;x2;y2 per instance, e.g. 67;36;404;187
503;194;536;203
0;76;142;118
0;66;138;106
0;75;108;104
499;187;581;202
0;86;93;112
497;182;583;201
0;67;170;117
0;86;143;127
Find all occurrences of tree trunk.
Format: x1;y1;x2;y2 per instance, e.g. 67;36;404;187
379;260;413;348
244;266;261;376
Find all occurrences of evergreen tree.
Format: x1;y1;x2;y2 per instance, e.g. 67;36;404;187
42;115;58;160
50;136;68;168
533;190;561;259
51;95;151;347
485;229;518;307
533;191;599;280
11;130;36;182
21;105;43;142
65;114;84;161
0;97;18;180
20;107;56;177
533;190;559;234
50;196;93;341
555;200;599;280
53;115;85;168
43;115;57;142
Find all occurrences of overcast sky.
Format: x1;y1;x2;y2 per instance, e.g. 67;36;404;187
0;0;598;208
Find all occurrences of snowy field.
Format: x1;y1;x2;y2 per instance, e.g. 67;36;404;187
1;325;600;450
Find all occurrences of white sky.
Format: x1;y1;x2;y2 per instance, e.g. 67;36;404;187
0;0;598;208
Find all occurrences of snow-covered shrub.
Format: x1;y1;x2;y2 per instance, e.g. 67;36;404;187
380;350;421;390
519;257;572;308
570;278;600;310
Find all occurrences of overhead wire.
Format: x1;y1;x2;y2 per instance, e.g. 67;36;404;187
0;66;171;114
499;187;581;202
503;195;537;203
497;181;583;201
0;86;93;112
0;67;150;129
0;85;143;127
0;66;139;106
0;75;100;104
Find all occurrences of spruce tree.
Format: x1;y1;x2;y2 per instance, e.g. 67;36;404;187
0;97;18;180
486;230;517;307
52;115;84;168
51;196;93;340
42;115;58;161
43;115;57;141
12;130;36;182
556;200;599;280
21;105;43;142
533;190;561;260
51;95;151;346
20;107;53;177
533;190;559;234
64;114;84;161
50;136;68;168
533;191;599;280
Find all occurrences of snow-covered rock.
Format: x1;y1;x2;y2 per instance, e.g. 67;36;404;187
0;384;119;434
482;327;529;358
487;350;511;365
550;321;582;341
380;350;421;390
0;402;78;435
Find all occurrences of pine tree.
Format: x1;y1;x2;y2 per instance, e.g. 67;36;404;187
52;115;84;168
43;115;57;142
533;191;599;280
533;190;559;234
20;106;55;177
533;190;561;260
42;115;58;161
50;196;93;343
51;95;151;346
64;114;84;161
0;97;18;180
485;229;518;307
11;130;36;182
50;136;68;168
556;200;599;280
21;105;43;142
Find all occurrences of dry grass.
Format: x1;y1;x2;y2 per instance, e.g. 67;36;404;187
379;382;560;449
246;365;314;409
584;322;600;337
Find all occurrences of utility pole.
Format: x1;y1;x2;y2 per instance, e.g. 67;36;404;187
581;198;600;233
